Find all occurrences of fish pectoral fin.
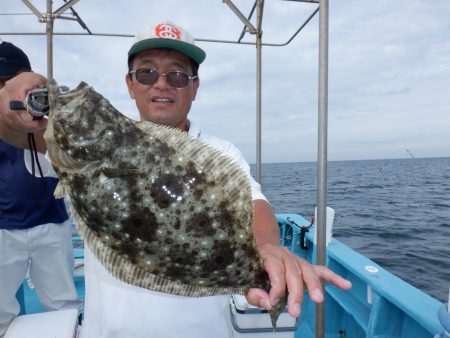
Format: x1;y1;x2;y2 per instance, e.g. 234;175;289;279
101;167;139;178
54;182;67;198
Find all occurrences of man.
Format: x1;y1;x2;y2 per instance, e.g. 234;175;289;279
0;24;351;338
80;21;351;338
0;41;82;338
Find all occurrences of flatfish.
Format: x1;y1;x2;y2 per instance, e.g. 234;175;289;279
43;80;286;326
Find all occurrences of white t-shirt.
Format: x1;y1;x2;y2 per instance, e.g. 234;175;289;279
80;121;266;338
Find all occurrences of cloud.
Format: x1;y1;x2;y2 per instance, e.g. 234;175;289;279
1;0;449;163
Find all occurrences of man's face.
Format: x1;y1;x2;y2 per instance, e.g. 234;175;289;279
126;49;199;131
0;70;30;89
0;76;13;89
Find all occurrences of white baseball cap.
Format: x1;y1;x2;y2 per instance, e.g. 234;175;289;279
128;21;206;65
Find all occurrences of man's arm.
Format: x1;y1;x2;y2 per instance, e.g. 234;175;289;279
247;199;352;318
0;72;48;150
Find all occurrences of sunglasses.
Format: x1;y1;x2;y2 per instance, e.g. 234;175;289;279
129;68;197;89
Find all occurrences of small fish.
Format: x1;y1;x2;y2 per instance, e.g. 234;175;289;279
43;80;287;327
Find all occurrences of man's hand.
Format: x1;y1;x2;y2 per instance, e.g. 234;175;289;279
248;200;352;319
246;243;351;318
0;72;48;134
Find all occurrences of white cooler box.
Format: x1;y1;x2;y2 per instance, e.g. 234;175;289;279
228;295;299;337
5;309;79;338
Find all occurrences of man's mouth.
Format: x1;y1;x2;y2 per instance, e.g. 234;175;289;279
151;97;174;103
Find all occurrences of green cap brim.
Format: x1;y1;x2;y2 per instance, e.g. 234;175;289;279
128;38;206;65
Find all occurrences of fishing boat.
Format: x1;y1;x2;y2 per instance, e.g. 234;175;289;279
2;1;449;337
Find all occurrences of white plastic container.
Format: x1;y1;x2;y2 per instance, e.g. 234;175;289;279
5;309;79;338
227;295;298;337
313;206;335;246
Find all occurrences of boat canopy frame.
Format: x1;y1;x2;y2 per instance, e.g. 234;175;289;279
1;1;330;337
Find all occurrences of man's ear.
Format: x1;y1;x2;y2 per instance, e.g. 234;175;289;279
191;78;200;101
125;74;135;99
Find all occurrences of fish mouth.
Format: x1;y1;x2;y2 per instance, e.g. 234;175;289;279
46;139;91;172
46;121;99;172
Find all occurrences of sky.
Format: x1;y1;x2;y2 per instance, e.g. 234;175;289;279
1;0;449;163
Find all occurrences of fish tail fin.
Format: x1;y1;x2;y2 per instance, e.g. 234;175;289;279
269;293;288;329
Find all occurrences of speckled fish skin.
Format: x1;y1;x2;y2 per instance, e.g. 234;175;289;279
43;80;286;327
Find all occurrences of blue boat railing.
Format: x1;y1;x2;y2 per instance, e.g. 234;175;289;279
276;213;444;338
16;213;446;337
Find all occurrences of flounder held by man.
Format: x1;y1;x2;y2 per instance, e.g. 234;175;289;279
43;80;287;326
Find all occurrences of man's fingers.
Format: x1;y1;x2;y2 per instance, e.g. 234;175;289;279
294;257;324;303
246;288;271;310
295;257;352;303
284;255;304;317
262;246;287;307
312;264;352;290
256;244;352;316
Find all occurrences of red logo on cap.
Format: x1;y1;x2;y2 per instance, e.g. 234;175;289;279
155;23;181;40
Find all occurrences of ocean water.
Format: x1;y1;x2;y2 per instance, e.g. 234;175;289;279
253;157;450;302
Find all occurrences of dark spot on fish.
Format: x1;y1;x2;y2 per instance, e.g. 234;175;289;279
85;212;103;232
106;212;116;222
144;246;155;255
117;241;138;260
184;161;206;186
151;174;184;209
111;230;122;241
173;219;181;230
219;206;235;227
146;153;155;164
193;189;203;200
154;139;176;157
164;245;201;283
121;211;157;243
165;265;188;280
186;212;216;237
215;276;233;287
211;242;234;269
118;124;143;146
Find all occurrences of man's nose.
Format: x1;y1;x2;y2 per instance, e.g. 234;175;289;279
153;73;171;89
